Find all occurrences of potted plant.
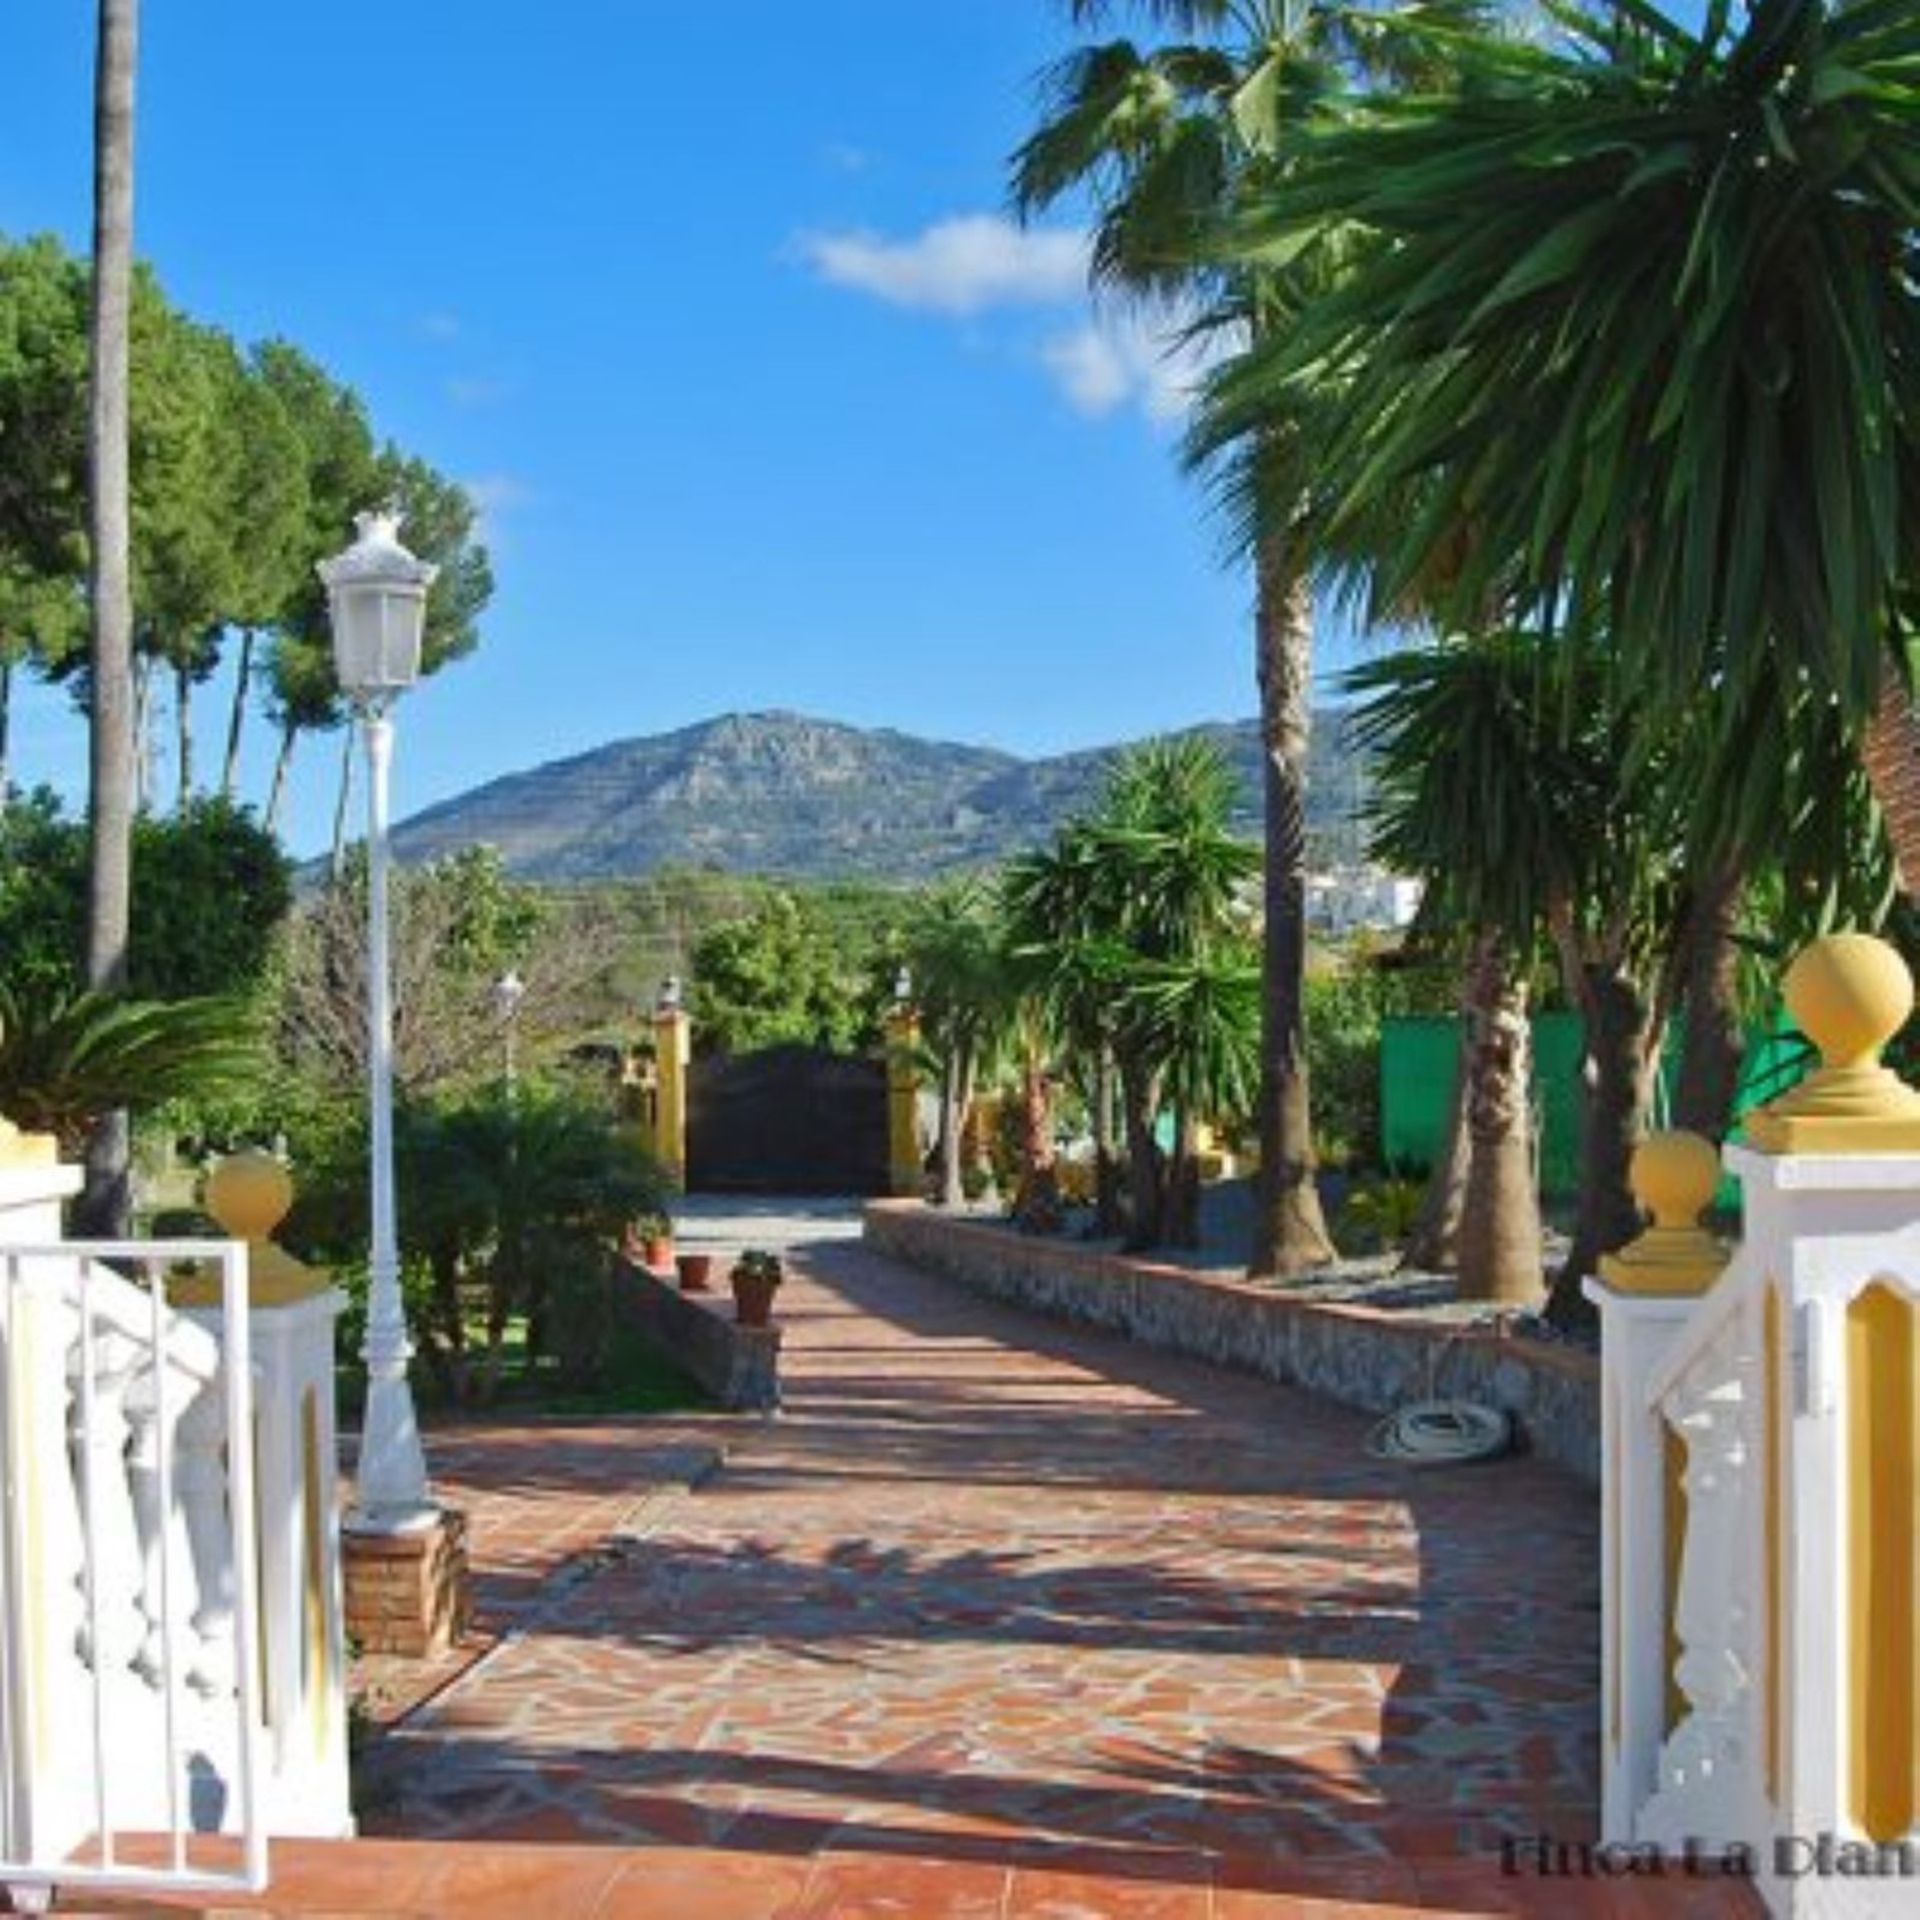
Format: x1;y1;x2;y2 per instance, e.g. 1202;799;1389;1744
675;1250;714;1292
729;1249;783;1327
631;1210;673;1272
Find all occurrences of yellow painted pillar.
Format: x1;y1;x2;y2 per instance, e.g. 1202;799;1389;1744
652;978;691;1189
1743;933;1920;1845
885;1000;922;1199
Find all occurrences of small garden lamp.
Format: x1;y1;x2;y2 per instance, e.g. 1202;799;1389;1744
493;969;527;1091
318;509;439;1538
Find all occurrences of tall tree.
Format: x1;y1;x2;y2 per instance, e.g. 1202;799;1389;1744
1012;0;1485;1278
79;0;139;1234
0;238;91;793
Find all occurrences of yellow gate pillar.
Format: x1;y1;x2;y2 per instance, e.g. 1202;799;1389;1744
885;979;922;1199
653;977;691;1188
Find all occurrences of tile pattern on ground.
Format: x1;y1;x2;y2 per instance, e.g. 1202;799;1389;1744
348;1420;718;1725
348;1230;1750;1913
69;1216;1758;1915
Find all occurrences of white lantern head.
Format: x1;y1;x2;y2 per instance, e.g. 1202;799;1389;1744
317;509;439;704
492;969;527;1020
658;975;684;1015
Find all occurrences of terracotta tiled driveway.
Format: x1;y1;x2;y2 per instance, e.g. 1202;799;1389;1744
337;1217;1756;1916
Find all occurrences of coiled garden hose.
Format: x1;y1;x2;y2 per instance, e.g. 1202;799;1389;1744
1367;1399;1514;1465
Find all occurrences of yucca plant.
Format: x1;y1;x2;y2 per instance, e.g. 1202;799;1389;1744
1202;0;1920;880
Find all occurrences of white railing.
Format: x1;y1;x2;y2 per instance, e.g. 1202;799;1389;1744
0;1157;351;1912
1591;1131;1920;1919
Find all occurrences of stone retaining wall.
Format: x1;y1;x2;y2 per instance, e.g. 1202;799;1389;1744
865;1202;1598;1483
613;1261;782;1412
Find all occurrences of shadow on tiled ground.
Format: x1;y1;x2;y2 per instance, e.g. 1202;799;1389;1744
349;1220;1652;1909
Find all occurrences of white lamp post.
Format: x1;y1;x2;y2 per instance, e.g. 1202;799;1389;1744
319;510;439;1536
492;969;527;1092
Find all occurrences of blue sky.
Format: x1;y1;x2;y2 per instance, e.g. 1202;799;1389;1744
0;3;1366;859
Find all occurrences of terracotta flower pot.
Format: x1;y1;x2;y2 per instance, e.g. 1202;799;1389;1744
642;1235;673;1272
676;1252;713;1292
731;1273;779;1328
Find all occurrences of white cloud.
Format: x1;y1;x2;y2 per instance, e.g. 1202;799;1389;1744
796;214;1087;316
822;142;873;175
1039;312;1232;426
445;375;509;410
418;311;462;343
463;473;532;547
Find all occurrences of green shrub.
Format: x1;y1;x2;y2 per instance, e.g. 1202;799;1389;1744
1339;1175;1426;1253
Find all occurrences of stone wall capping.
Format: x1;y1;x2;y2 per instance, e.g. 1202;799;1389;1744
613;1258;783;1412
866;1199;1598;1483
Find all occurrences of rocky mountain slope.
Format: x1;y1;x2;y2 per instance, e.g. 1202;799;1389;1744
392;709;1370;882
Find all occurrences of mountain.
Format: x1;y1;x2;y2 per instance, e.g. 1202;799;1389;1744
390;708;1371;883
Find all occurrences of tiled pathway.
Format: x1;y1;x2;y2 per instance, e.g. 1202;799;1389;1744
349;1420;721;1728
338;1217;1755;1917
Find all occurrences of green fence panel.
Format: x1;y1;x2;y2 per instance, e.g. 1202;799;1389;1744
1383;1009;1808;1203
1381;1010;1598;1199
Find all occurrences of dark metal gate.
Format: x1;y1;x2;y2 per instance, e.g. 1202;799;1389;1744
686;1045;888;1194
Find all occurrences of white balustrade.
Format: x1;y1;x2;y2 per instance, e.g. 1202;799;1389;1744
1592;935;1920;1919
0;1145;352;1912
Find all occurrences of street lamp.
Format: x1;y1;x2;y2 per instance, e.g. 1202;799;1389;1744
319;509;439;1536
492;969;527;1092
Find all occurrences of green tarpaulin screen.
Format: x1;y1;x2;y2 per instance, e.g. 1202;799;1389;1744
1381;1011;1809;1201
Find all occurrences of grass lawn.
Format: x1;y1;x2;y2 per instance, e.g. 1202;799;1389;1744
341;1304;713;1423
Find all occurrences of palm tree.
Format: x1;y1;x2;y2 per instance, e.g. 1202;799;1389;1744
1011;0;1488;1277
1350;640;1565;1303
79;0;139;1235
903;883;1014;1209
0;984;261;1158
1203;0;1920;888
1005;736;1258;1250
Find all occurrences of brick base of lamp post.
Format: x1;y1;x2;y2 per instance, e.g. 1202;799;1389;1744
342;1509;472;1658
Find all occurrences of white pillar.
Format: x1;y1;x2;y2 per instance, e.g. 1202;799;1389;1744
1586;1282;1697;1842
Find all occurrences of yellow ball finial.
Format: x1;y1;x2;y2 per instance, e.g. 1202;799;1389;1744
1599;1129;1726;1297
203;1151;294;1243
1745;933;1920;1152
1783;933;1914;1071
1631;1130;1721;1232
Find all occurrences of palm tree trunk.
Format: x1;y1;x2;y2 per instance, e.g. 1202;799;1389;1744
174;658;193;812
1248;537;1336;1277
1862;661;1920;898
220;626;252;800
1550;959;1657;1327
1092;1041;1122;1237
937;1048;976;1209
265;717;297;832
1120;1061;1164;1253
1170;1108;1200;1249
1457;935;1542;1303
79;0;139;1239
1401;949;1478;1274
1012;1046;1059;1231
1672;861;1746;1141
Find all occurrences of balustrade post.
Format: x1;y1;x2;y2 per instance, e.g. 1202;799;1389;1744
1734;934;1920;1892
1584;1131;1726;1845
0;1142;86;1866
182;1154;351;1837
